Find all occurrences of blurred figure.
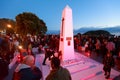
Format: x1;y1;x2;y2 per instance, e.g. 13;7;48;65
106;38;115;56
13;55;42;80
42;48;51;65
103;51;115;79
0;54;9;80
46;57;71;80
95;38;101;56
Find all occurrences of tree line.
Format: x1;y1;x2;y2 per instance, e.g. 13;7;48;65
0;12;47;35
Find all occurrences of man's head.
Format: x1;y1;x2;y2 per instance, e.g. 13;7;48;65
23;55;35;67
51;57;60;69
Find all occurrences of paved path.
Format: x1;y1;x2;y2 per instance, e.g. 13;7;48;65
6;51;120;80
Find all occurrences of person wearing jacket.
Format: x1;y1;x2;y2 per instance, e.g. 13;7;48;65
103;51;115;79
13;55;42;80
46;57;71;80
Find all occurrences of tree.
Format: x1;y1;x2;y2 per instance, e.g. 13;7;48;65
15;12;47;35
0;18;16;34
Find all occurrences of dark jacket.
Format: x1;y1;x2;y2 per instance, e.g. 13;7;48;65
13;64;42;80
0;57;9;80
46;66;71;80
103;54;115;72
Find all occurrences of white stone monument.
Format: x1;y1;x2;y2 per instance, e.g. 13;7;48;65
59;5;75;61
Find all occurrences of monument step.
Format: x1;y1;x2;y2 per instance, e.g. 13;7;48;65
71;64;103;79
81;71;103;80
35;53;120;80
65;63;97;74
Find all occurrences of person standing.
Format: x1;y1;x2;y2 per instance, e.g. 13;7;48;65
42;44;51;65
95;38;101;56
13;55;42;80
103;51;115;79
46;57;71;80
0;55;9;80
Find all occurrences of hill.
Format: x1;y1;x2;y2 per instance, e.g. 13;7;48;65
46;26;120;35
83;30;111;36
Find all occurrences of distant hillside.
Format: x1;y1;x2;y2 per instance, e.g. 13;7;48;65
46;30;60;34
46;26;120;35
102;26;120;33
74;26;120;34
74;27;101;34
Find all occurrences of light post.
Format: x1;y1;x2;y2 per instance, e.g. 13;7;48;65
7;24;12;28
5;24;12;34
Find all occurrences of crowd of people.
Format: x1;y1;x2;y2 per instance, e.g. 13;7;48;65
74;33;120;79
74;33;120;58
0;33;120;79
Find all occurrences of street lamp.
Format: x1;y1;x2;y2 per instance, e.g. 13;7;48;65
7;24;12;28
4;24;12;35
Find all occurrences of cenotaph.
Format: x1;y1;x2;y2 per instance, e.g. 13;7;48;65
59;5;75;61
